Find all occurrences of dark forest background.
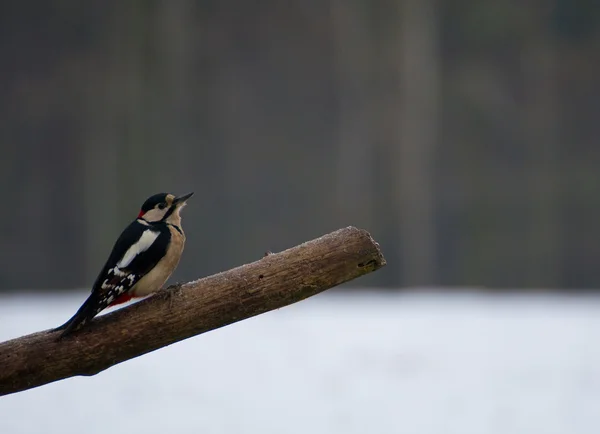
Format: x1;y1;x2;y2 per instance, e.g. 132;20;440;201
1;1;599;291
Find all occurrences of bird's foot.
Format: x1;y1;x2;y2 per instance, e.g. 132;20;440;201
159;283;182;310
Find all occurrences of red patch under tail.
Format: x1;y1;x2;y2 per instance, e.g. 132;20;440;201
109;293;136;307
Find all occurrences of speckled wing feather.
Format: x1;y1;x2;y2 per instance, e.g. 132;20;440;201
56;220;171;337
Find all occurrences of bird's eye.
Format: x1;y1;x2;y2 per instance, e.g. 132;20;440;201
158;202;167;210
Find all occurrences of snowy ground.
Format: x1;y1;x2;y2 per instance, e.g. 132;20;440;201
1;290;600;434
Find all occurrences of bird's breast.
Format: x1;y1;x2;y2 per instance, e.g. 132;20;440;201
131;227;185;296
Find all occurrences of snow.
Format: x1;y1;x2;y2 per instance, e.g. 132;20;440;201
1;290;600;434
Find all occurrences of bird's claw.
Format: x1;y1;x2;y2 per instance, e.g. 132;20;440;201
159;283;181;310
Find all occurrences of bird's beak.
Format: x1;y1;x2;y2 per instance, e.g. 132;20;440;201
173;192;194;205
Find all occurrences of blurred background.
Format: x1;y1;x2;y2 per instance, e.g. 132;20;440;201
2;2;600;434
2;0;600;291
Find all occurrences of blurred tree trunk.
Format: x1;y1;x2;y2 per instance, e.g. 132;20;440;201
330;0;375;229
523;22;561;287
215;8;254;257
83;4;154;281
391;0;440;286
115;2;153;215
81;13;122;282
157;0;194;190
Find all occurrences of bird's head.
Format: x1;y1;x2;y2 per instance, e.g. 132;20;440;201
137;192;194;225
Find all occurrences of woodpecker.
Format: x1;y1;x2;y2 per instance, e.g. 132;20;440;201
56;192;193;338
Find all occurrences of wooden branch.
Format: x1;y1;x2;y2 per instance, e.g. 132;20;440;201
0;226;386;396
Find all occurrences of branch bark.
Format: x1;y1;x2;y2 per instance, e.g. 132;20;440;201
0;226;386;396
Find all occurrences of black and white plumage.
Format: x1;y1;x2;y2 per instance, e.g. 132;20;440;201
56;192;193;338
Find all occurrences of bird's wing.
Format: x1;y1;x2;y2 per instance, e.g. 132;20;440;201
92;220;172;310
56;220;171;337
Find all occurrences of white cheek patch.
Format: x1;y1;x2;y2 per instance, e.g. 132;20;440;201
117;230;160;268
142;207;169;222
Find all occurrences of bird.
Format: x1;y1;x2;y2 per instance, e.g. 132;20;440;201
56;191;193;338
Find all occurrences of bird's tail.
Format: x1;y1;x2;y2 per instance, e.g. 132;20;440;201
54;293;100;339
